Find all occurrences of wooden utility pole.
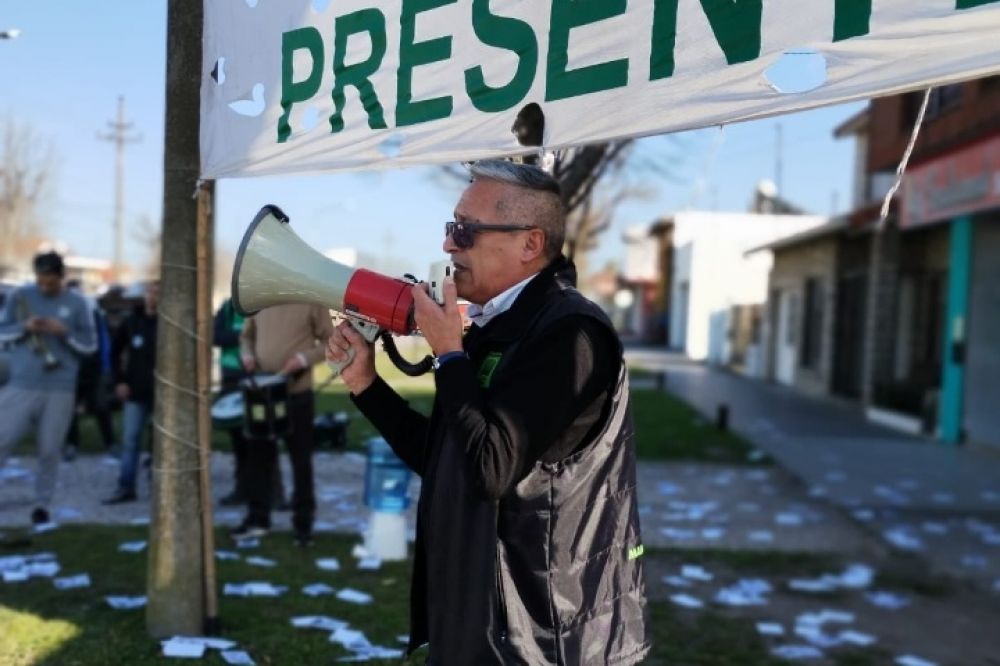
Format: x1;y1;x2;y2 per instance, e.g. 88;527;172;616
98;96;141;283
147;0;211;637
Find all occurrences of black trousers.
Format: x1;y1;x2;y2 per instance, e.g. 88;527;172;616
221;374;248;494
67;373;115;449
245;390;315;532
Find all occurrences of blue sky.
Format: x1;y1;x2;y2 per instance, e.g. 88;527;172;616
1;2;863;280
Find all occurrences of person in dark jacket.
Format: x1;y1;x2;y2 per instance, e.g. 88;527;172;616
103;281;159;504
63;279;116;460
327;160;649;665
213;297;248;504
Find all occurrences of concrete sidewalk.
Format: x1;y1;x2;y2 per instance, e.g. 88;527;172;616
627;348;1000;514
628;348;1000;589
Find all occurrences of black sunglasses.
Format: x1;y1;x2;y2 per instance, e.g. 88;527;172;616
445;220;536;250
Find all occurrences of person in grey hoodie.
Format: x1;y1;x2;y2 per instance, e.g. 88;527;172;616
0;251;96;525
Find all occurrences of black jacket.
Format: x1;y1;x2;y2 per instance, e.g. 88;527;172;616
112;307;157;405
353;257;649;665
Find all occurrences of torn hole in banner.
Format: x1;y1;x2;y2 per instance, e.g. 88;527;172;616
378;133;405;158
244;0;260;8
211;57;226;85
312;0;332;12
228;83;266;117
300;107;321;133
764;49;827;94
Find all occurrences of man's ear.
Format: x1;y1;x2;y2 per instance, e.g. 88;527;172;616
521;229;546;263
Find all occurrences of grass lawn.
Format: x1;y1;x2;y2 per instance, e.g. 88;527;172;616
0;526;895;666
1;525;423;666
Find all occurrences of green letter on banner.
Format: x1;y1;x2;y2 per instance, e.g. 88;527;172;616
650;0;678;80
397;0;456;127
330;9;388;134
699;0;762;65
464;0;538;113
834;0;871;41
651;0;761;79
278;27;324;143
957;0;1000;8
546;0;629;101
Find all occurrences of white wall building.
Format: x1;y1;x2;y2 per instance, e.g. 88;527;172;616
667;211;826;367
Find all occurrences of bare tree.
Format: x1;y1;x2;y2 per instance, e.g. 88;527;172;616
0;117;57;266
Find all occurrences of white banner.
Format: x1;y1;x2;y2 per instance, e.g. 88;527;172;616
201;0;1000;179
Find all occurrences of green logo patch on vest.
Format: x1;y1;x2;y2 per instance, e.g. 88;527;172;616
477;352;502;388
627;544;644;561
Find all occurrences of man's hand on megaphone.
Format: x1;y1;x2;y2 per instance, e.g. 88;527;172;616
328;321;376;395
412;277;463;357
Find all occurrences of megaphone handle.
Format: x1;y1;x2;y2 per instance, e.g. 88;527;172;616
326;346;356;378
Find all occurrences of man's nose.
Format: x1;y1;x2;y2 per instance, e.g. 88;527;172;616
443;232;459;253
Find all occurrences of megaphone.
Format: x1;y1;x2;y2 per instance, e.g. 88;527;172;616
232;204;434;376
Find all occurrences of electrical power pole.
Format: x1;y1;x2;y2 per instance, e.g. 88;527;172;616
98;96;141;283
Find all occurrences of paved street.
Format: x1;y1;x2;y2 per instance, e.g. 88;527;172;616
628;347;1000;591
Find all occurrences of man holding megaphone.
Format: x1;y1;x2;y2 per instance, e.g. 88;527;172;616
327;160;649;665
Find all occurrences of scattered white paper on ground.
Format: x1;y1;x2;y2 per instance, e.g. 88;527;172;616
245;556;276;568
26;561;61;578
54;573;91;590
162;638;206;659
852;508;875;522
357;557;382;571
330;626;371;650
106;595;147;609
129;516;150;525
316;557;341;571
224;582;287;597
747;530;774;543
838;630;876;646
303;583;335;597
3;569;28;582
883;528;924;551
119;540;147;553
680;565;713;582
921;522;949;535
961;554;988;569
865;591;911;610
789;578;837;594
775;512;803;527
662;575;692;588
336;588;373;604
216;550;241;561
896;656;938;666
221;650;255;665
235;538;260;549
669;594;703;609
700;527;725;540
291;615;350;632
771;645;824;660
54;507;82;519
33;522;59;534
757;622;785;636
838;564;874;589
715;579;771;607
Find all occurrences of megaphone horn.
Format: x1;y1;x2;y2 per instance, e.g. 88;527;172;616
231;204;416;336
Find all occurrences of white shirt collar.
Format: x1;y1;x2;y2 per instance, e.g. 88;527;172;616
467;273;538;328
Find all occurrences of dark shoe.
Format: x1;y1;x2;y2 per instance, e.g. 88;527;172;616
230;521;268;541
62;445;78;462
30;507;50;525
273;497;291;512
102;489;137;505
293;530;313;547
220;490;246;506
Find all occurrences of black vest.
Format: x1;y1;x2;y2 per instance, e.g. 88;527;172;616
412;276;649;665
